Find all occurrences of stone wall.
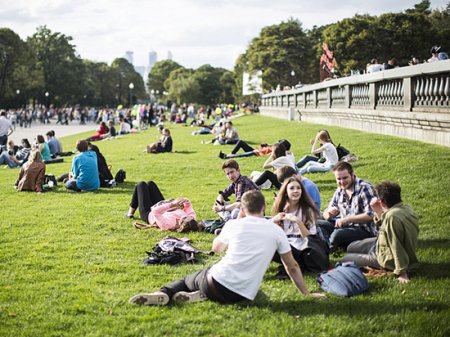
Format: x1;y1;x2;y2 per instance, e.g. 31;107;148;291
260;60;450;147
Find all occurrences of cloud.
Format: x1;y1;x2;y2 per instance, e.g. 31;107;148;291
0;0;448;70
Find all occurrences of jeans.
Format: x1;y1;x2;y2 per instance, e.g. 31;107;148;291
130;181;164;222
65;179;81;191
296;155;319;168
231;140;254;154
342;237;380;268
253;170;281;189
0;151;19;168
298;161;334;175
318;220;374;250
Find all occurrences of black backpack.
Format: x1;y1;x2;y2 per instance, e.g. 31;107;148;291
115;169;126;183
143;236;212;265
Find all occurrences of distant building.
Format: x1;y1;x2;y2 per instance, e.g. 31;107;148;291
125;51;134;65
134;66;146;79
167;50;173;61
148;51;157;70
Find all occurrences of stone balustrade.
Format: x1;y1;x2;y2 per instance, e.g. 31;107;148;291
260;60;450;146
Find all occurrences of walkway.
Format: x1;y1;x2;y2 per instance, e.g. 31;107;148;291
8;121;97;145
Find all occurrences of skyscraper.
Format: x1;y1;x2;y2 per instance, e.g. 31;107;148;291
148;51;157;70
125;51;134;65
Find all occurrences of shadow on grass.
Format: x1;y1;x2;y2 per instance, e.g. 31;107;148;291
243;297;448;318
47;181;136;194
173;150;197;154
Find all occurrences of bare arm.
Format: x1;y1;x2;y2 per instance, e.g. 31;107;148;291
262;154;274;169
212;237;228;253
280;251;327;299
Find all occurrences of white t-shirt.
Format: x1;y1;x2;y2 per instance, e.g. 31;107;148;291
209;215;291;300
367;64;383;73
322;142;339;165
270;153;296;170
282;207;317;251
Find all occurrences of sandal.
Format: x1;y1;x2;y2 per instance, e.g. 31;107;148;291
133;222;152;230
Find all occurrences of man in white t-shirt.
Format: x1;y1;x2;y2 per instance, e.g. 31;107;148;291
129;190;326;306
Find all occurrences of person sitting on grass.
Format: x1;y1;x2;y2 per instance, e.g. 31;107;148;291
14;149;46;193
87;121;109;141
276;166;321;212
212;159;259;221
36;134;51;161
64;140;100;192
271;176;323;277
147;128;173;153
129;190;327;306
0;138;31;168
342;181;419;283
125;180;201;232
252;142;296;189
214;121;239;145
319;161;377;252
297;130;338;175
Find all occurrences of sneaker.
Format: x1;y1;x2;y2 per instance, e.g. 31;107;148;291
124;213;134;219
218;151;226;159
129;291;169;306
172;291;207;303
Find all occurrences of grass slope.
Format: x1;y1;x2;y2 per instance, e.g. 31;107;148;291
0;114;449;337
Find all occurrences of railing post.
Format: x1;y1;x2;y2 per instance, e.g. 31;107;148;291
327;87;331;108
369;82;376;109
345;85;350;108
403;77;413;111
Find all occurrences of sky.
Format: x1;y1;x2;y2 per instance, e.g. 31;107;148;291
0;0;448;71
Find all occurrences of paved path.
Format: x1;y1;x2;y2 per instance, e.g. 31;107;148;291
8;121;97;145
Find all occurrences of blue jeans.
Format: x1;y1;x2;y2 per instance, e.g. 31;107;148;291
0;151;19;168
65;179;81;191
296;155;318;168
318;220;374;250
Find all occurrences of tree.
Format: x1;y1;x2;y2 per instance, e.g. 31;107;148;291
244;19;315;90
111;58;146;106
0;28;42;108
192;64;231;105
27;26;86;106
147;60;183;94
165;68;200;105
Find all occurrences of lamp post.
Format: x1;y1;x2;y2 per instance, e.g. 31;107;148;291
45;91;49;108
129;82;134;107
150;89;155;104
290;70;295;88
16;89;20;108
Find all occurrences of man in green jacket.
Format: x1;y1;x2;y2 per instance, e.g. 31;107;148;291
343;181;419;283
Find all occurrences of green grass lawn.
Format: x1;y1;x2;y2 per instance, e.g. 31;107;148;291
1;114;449;337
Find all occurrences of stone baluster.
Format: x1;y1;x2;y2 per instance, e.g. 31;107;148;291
433;76;440;106
444;76;450;106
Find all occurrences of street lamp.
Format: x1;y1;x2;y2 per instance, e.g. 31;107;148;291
129;82;134;107
16;89;20;108
290;70;295;87
45;91;49;108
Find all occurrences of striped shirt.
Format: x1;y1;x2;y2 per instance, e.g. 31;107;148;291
222;175;259;202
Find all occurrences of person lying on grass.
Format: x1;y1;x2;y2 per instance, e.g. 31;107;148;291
125;180;201;232
129;190;327;306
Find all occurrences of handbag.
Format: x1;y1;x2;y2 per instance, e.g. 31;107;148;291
298;234;330;273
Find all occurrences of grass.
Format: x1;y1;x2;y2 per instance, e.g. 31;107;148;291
0;114;449;337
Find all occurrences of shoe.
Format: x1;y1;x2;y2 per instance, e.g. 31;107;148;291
172;291;207;303
218;151;226;159
124;213;134;219
129;291;169;306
